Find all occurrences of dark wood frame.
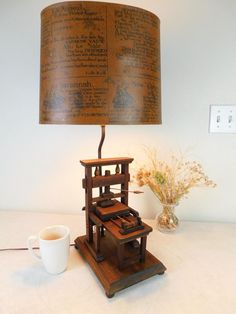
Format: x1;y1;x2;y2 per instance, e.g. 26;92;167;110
75;157;166;297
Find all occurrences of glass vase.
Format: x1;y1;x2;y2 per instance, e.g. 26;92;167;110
157;203;179;232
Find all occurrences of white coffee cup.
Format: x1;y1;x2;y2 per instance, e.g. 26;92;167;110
27;225;70;275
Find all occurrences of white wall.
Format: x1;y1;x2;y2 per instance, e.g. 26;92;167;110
0;0;235;222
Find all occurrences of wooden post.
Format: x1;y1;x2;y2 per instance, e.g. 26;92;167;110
85;166;93;243
121;163;129;205
117;243;125;270
94;225;101;254
140;236;147;262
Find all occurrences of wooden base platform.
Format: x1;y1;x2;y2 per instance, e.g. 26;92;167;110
74;234;166;298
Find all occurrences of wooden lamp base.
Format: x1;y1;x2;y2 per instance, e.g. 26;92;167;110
75;233;166;298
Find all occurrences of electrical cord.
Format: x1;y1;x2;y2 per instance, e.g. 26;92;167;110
0;244;75;252
0;247;35;251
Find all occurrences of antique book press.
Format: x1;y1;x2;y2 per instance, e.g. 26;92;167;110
39;1;166;297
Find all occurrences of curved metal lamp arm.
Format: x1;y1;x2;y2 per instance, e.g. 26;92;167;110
98;125;106;159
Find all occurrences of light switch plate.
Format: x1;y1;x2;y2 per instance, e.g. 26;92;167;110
209;105;236;133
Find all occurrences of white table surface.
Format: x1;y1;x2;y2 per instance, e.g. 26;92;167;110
0;210;236;314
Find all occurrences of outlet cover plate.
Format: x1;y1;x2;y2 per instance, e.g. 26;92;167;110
209;105;236;133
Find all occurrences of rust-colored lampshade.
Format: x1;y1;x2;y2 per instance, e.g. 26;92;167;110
39;1;161;125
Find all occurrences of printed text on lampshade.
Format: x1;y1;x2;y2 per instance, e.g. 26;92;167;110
39;1;161;125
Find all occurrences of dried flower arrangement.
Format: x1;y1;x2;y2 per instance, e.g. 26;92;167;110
134;150;216;205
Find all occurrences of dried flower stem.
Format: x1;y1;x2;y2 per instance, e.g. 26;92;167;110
134;149;216;204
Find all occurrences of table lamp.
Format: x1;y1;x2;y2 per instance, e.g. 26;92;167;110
40;1;165;297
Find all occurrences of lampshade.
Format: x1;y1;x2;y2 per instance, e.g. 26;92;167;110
39;1;161;125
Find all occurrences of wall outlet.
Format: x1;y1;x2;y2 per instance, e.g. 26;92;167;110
209;105;236;133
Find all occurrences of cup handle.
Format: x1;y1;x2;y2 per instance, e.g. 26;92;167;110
27;235;41;260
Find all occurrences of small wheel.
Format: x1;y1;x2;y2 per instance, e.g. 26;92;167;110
158;271;165;275
106;292;115;298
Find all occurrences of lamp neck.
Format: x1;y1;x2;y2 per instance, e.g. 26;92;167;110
98;125;106;159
